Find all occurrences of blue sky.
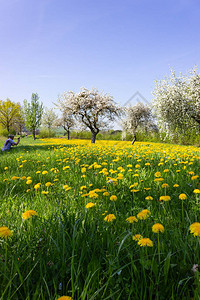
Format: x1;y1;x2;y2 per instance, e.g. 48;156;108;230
0;0;200;109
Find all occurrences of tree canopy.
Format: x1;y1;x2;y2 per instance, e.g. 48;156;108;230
0;99;22;133
54;112;75;140
42;107;57;136
153;67;200;136
57;87;121;143
23;93;43;140
122;102;156;144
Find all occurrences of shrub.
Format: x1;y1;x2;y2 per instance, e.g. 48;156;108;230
0;128;16;137
38;128;56;138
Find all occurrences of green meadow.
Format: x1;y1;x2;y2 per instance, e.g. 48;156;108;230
0;137;200;300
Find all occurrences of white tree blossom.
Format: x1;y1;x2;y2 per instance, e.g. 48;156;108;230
57;87;121;143
152;67;200;137
122;103;156;144
54;112;75;139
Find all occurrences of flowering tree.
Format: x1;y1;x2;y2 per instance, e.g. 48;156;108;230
54;112;75;139
57;87;121;143
122;103;156;144
152;67;200;136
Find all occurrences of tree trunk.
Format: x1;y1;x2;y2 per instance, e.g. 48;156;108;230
91;131;97;143
131;133;136;145
67;130;70;140
33;129;36;140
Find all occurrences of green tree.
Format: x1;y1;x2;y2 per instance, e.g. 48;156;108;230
23;93;43;140
13;105;26;135
42;107;57;137
0;98;21;132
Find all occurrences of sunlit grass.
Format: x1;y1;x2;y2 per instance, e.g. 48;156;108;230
0;138;200;299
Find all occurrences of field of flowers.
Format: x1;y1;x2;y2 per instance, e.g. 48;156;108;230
0;138;200;300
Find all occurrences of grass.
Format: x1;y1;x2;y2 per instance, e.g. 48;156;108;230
0;137;200;299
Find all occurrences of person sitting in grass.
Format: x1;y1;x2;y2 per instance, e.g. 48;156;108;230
2;134;20;151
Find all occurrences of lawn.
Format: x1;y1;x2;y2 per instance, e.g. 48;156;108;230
0;137;200;299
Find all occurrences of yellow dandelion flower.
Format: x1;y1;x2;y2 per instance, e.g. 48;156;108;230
117;173;123;179
85;202;95;209
45;182;53;187
189;222;200;237
162;183;169;188
63;166;70;170
63;185;71;191
154;172;161;177
179;193;187;200
145;196;153;200
164;169;169;173
21;176;26;180
104;214;116;222
81;167;86;173
129;183;138;189
57;296;72;300
130;189;139;193
89;192;98;199
34;183;41;190
154;178;164;182
138;238;153;247
193;189;200;194
110;195;117;201
11;176;20;180
159;195;171;201
191;175;199;180
42;191;49;194
42;171;48;175
26;180;32;185
126;216;138;223
22;210;37;220
103;192;109;196
80;185;87;190
4;167;8;170
132;234;143;241
152;223;164;233
173;184;179;187
188;171;195;175
0;226;12;239
137;209;151;220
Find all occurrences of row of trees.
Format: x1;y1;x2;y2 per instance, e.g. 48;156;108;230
0;88;121;143
0;66;200;143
